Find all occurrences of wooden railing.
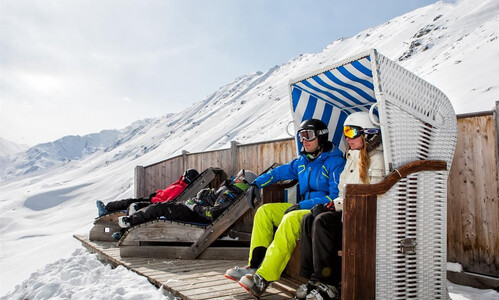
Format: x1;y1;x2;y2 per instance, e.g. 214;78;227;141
134;138;297;199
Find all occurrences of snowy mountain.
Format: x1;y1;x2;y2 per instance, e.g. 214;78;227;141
1;0;498;297
0;130;121;179
0;137;28;157
0;121;152;180
0;138;29;181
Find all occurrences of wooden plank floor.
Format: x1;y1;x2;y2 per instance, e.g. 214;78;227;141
74;234;300;299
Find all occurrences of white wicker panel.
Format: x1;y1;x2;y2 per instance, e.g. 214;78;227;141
384;104;429;169
373;52;457;171
375;187;395;298
376;179;410;299
376;171;448;299
416;171;448;300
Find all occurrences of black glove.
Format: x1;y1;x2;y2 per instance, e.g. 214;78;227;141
246;184;261;209
311;203;329;218
284;204;300;214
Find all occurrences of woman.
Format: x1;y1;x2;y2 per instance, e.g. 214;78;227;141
297;111;385;300
225;119;345;298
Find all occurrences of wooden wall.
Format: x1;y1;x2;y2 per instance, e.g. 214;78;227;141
237;139;297;174
141;156;183;197
448;110;499;278
135;138;297;198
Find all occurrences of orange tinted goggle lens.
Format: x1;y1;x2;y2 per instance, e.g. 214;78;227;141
344;126;362;139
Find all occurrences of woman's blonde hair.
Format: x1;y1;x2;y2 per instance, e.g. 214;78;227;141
349;134;382;184
358;135;370;184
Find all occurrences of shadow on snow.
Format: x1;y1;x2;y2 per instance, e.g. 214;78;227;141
24;183;93;211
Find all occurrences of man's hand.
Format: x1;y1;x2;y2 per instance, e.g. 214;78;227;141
284;204;300;214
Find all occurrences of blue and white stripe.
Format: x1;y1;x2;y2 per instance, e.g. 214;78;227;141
290;55;378;154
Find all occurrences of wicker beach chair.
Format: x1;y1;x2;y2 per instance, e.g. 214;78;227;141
288;49;457;299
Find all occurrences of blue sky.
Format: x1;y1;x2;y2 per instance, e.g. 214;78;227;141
0;0;444;146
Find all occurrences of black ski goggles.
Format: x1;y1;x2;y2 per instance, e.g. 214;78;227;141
298;129;317;142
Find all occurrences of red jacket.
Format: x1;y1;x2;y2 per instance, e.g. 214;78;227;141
150;177;187;203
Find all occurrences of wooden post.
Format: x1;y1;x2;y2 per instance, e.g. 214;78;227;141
495;101;499;182
342;194;377;300
182;150;190;171
134;165;145;198
230;141;240;177
450;112;499;278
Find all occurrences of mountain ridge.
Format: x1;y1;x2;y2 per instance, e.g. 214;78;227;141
0;137;29;157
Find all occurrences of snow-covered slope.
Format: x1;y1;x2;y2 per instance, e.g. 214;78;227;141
1;0;498;296
0;249;168;300
0;138;29;181
0;137;28;157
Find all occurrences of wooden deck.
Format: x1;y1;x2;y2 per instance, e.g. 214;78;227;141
74;234;301;299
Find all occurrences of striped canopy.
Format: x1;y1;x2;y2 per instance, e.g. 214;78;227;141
289;51;379;154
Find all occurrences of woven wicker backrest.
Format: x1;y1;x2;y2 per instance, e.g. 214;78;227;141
373;53;457;171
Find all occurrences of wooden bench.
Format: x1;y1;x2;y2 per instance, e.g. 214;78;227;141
89;211;127;241
117;191;252;260
89;167;226;242
116;165;282;260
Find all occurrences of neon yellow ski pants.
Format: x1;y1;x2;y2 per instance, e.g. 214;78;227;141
248;202;311;281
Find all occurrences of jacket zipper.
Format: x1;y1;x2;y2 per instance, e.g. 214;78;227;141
308;166;312;199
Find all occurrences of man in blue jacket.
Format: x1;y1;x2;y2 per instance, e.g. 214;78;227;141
225;119;345;298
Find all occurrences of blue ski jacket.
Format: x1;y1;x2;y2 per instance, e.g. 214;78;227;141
252;147;345;209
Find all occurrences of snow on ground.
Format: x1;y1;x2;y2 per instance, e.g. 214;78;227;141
0;248;170;300
447;281;499;300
